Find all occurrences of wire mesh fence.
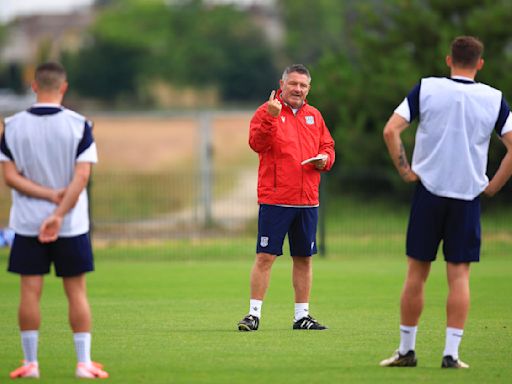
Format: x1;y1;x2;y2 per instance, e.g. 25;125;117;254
89;168;258;241
0;169;510;260
0;111;510;260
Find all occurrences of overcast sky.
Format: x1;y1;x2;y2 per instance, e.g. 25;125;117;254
0;0;94;23
0;0;276;23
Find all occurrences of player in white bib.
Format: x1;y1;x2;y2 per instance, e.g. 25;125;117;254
381;36;512;368
1;62;108;379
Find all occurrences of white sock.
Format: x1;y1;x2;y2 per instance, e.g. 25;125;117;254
294;303;309;322
249;299;262;318
443;327;464;359
74;332;92;364
21;330;39;364
399;325;417;355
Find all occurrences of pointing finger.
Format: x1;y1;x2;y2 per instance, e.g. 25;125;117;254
269;90;276;101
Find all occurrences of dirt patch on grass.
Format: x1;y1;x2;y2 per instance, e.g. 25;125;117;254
91;112;255;172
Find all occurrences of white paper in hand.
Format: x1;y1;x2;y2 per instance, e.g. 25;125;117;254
301;154;328;165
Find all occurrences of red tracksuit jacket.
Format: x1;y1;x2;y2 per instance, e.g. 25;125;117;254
249;90;335;206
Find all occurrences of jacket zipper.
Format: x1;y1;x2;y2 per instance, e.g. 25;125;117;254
295;110;304;203
273;163;277;190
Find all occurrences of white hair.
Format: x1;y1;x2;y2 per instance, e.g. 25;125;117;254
281;64;311;82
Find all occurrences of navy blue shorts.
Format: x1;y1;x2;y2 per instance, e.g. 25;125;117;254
256;204;318;256
406;182;481;263
8;233;94;277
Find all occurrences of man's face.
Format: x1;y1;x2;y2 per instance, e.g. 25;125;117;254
279;72;311;109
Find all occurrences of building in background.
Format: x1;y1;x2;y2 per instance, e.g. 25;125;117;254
1;11;94;86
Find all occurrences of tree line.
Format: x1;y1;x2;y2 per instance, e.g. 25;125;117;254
62;0;278;105
307;0;512;199
2;0;512;199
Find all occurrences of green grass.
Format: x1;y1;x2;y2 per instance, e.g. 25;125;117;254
0;197;510;382
0;249;510;383
90;193;512;261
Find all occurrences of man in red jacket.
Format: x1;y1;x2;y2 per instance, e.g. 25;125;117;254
238;64;335;331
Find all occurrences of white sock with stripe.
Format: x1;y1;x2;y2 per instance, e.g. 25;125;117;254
443;327;464;359
398;325;417;355
249;299;262;318
74;332;92;364
21;330;39;364
294;303;309;322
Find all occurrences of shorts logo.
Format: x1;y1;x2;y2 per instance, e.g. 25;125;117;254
311;241;315;250
305;116;315;125
260;236;269;247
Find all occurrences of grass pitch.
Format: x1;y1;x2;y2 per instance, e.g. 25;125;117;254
0;250;510;383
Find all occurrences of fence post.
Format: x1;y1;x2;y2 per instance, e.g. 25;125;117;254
199;111;213;227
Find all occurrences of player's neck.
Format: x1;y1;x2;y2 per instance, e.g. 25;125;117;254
36;92;63;105
450;68;477;80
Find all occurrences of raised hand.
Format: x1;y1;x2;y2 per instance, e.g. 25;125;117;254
267;90;282;117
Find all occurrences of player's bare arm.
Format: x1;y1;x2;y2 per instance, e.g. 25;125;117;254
39;162;91;243
2;161;66;203
266;90;282;117
484;131;512;197
383;113;418;183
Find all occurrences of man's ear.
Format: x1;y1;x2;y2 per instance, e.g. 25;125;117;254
476;58;484;71
60;81;69;95
445;55;452;68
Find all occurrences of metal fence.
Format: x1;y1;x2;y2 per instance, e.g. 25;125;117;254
89;168;258;241
0;111;510;260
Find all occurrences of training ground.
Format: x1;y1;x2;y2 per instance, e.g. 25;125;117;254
0;112;510;383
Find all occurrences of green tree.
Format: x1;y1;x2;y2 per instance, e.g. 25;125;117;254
278;0;347;66
0;24;5;46
0;24;24;94
65;0;277;103
63;38;144;101
310;0;512;198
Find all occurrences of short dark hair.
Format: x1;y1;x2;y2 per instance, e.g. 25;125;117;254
35;62;67;91
282;64;311;82
450;36;483;68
